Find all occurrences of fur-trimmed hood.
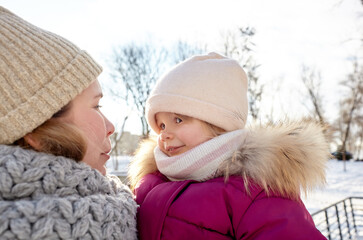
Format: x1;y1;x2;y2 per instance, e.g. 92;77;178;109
128;120;330;199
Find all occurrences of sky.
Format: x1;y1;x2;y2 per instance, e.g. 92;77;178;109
1;0;362;134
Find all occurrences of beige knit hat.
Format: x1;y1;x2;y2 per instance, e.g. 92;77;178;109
146;52;248;134
0;6;102;144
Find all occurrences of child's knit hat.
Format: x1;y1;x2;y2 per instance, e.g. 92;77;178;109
0;6;102;144
146;52;248;133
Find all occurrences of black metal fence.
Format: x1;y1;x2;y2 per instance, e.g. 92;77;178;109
311;197;363;240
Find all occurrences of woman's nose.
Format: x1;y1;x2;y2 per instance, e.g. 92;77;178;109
104;115;115;137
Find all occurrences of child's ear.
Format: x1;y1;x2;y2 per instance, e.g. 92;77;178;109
23;133;41;150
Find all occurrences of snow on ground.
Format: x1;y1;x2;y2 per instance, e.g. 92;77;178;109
106;155;131;177
302;159;363;214
106;157;363;214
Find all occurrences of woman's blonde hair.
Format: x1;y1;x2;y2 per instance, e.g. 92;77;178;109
14;104;87;162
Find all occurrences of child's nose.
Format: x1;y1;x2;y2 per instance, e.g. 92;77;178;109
160;131;173;141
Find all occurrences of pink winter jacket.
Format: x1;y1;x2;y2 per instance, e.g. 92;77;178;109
135;172;326;240
129;120;330;240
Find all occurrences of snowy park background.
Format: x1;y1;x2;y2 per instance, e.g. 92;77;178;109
302;160;363;214
107;157;363;214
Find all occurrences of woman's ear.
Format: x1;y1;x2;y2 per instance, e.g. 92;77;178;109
23;133;41;150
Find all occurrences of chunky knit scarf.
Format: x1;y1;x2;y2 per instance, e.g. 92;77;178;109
155;129;247;181
0;145;137;240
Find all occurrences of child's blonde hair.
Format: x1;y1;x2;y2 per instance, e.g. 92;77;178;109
203;121;227;138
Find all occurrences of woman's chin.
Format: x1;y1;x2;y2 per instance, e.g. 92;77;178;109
98;165;107;176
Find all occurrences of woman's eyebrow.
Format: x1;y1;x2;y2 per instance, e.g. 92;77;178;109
94;93;103;99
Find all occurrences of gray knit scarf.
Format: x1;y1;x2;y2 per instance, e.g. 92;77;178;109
0;145;137;240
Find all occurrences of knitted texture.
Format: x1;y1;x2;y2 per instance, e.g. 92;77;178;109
0;6;102;144
146;52;248;134
0;145;137;239
154;129;246;181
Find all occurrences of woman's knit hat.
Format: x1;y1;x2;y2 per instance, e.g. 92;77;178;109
0;6;102;144
146;52;248;134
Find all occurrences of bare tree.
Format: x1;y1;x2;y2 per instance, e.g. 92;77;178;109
172;40;206;64
221;27;263;121
109;115;128;170
263;77;284;124
337;61;363;170
353;116;363;160
109;42;168;137
108;40;204;155
300;65;326;125
101;75;132;161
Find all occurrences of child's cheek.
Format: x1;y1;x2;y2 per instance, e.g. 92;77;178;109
157;135;163;148
157;135;168;155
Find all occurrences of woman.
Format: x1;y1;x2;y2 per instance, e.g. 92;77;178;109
0;6;137;239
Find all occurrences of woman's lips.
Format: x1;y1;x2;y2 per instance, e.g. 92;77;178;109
101;152;110;161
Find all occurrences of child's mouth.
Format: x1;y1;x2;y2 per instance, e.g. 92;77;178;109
166;146;183;155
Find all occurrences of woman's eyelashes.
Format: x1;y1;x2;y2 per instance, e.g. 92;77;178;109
94;102;102;109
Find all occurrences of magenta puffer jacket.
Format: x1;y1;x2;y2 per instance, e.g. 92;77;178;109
130;121;330;240
135;172;326;240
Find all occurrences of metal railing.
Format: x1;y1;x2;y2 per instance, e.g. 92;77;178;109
311;197;363;240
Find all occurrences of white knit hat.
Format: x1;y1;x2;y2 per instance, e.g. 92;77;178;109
0;6;102;144
146;52;248;134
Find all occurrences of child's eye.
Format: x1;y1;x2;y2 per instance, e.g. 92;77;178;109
95;105;102;109
175;117;182;123
159;123;165;130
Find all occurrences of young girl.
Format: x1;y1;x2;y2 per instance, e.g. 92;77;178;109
129;52;329;239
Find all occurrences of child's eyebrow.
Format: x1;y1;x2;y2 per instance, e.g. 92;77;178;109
175;113;190;119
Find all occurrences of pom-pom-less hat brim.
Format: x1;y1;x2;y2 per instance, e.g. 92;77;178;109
146;52;248;134
0;6;102;144
147;93;247;134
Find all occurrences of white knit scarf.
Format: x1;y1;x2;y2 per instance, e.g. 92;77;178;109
154;129;247;181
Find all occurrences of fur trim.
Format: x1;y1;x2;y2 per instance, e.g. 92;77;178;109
219;120;330;199
128;137;158;190
128;120;330;199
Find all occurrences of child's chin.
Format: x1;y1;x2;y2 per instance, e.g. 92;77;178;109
166;148;185;157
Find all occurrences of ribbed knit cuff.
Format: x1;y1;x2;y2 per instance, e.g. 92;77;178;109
0;51;102;144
